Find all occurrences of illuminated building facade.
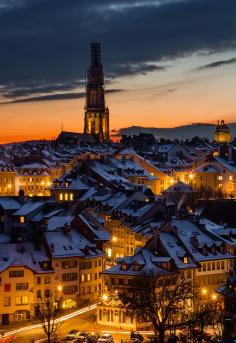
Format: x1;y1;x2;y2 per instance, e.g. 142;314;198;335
84;42;109;142
98;218;234;329
215;120;231;143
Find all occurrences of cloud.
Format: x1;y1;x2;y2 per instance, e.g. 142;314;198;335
0;88;124;104
108;63;166;78
0;0;236;101
196;57;236;70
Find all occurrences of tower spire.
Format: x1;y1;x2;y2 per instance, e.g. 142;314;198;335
84;42;110;142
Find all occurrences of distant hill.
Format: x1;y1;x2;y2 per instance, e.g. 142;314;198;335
112;123;236;141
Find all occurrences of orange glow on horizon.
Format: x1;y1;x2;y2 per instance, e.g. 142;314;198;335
0;86;235;144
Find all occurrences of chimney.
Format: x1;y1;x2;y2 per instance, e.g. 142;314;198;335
18;189;25;205
63;223;71;236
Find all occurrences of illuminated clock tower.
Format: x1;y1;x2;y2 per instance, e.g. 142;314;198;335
84;42;109;142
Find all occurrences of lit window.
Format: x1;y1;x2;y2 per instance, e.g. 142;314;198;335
183;256;188;264
70;193;74;201
4;297;11;307
218;183;223;188
107;248;112;258
87;273;91;281
59;193;63;201
20;216;25;223
229;176;233;181
217;175;223;180
65;193;68;201
81;274;85;282
15;296;28;305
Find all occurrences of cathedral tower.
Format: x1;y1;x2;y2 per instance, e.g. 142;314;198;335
84;42;109;142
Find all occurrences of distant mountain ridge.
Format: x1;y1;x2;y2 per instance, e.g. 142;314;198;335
112;123;236;141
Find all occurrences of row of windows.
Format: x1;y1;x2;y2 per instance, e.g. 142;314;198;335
4;296;29;307
198;260;227;272
62;272;101;283
60;259;102;270
81;283;102;295
36;289;51;298
59;193;74;201
195;275;226;287
0;177;14;183
36;276;51;284
9;270;24;278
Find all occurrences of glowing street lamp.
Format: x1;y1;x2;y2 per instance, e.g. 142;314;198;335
112;236;117;242
57;285;62;292
212;294;217;300
202;288;207;295
101;293;109;302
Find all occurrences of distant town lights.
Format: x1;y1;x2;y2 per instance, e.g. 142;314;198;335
212;294;217;300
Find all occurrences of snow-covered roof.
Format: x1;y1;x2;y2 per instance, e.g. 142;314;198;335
0;197;21;210
0;242;52;273
13;201;44;216
45;229;104;259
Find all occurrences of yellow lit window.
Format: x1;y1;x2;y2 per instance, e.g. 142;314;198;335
87;273;91;281
65;193;68;201
59;193;63;201
81;274;85;282
184;256;188;264
107;248;112;258
20;216;25;224
218;183;223;188
70;193;74;201
217;175;223;181
229;176;233;180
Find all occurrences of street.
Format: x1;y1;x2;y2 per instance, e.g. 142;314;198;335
4;309;131;343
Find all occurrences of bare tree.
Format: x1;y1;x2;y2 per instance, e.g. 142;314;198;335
119;274;193;343
35;292;61;343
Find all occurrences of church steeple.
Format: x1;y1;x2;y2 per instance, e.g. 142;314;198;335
84;42;109;142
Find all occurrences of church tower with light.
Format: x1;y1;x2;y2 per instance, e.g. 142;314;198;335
84;42;109;142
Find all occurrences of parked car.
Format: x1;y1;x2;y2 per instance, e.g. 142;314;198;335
74;337;87;343
65;330;81;340
87;332;100;343
130;332;144;342
97;334;114;343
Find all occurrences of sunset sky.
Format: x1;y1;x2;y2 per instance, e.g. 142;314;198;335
0;0;236;143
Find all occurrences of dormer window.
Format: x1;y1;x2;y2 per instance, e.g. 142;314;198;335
121;263;127;271
220;246;225;254
20;216;25;224
184;256;188;264
133;263;140;271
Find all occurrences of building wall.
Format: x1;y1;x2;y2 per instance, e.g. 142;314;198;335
0;171;17;196
0;266;54;324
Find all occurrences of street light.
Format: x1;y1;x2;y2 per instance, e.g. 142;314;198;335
101;294;109;302
212;294;217;300
57;285;62;292
202;288;207;295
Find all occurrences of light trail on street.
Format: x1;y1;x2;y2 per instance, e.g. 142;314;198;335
3;304;97;338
